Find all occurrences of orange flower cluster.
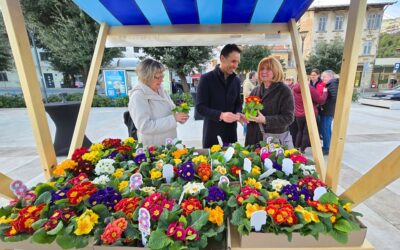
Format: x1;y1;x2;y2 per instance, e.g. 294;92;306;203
307;200;338;223
265;198;297;226
101;218;128;245
171;148;189;159
67;181;97;205
5;204;46;236
181;197;203;216
197;163;212;182
245;96;261;104
230;165;241;176
114;197;142;219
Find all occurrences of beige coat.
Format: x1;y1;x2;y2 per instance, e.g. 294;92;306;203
242;78;257;99
128;82;177;146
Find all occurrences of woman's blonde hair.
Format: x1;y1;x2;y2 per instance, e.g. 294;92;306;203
257;56;284;83
136;58;165;85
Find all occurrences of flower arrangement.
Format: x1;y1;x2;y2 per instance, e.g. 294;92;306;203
171;93;193;114
0;137;363;249
242;95;263;119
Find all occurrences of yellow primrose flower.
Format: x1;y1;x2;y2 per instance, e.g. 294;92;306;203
53;159;77;176
215;165;227;175
343;203;352;212
113;168;124;179
295;206;320;223
158;153;166;158
181;102;188;108
174;159;182;165
0;216;13;224
204;206;224;226
251;166;261;176
241;150;250;155
82;151;101;164
330;215;336;224
210;145;221;153
245;203;265;219
150;168;162;180
74;210;99;236
90;143;104;152
192;155;208;164
118;181;129;192
284;148;299;157
244;178;262;190
122;137;136;145
268;191;280;200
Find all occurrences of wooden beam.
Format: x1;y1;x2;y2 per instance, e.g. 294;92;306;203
288;19;326;180
68;23;109;158
0;173;16;200
108;23;289;36
340;146;400;206
326;0;367;191
0;0;57;179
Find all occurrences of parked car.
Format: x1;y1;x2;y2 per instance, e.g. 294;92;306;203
372;86;400;100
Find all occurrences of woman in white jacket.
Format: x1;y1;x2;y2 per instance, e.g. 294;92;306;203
128;59;189;146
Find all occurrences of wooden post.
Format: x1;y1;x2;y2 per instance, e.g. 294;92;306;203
68;23;109;158
340;146;400;207
0;173;16;200
288;19;326;180
326;0;367;191
1;0;57;179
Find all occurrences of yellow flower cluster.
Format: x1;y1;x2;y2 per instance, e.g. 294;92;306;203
244;178;262;190
268;191;280;200
150;168;162;180
172;148;189;159
53;159;77;176
158;153;167;159
245;203;265;219
284;148;298;157
210;145;221;153
82;151;102;164
295;206;320;223
113;168;124;179
0;216;14;224
204;206;224;226
192;155;208;164
118;181;129;192
90;143;104;152
215;165;227;175
343;203;352;212
74;209;99;235
174;159;182;165
122;137;136;145
241;150;250;155
251;166;261;176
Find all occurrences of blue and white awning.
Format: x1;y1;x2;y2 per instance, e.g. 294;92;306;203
73;0;313;27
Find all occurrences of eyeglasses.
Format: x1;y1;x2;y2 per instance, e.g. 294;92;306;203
154;75;164;80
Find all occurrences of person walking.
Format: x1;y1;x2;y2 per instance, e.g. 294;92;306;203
196;44;245;148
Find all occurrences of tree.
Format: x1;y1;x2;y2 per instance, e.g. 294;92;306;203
305;39;344;74
20;0;122;86
377;33;400;58
0;14;13;72
237;46;271;73
142;47;213;92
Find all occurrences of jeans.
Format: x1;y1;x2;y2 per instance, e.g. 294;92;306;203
320;115;333;153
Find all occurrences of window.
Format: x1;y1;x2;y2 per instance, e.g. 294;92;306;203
367;14;382;30
40;52;50;61
363;41;373;55
318;16;327;32
0;72;8;82
120;47;126;52
334;16;344;30
133;47;140;53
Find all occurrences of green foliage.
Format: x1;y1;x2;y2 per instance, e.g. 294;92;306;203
143;46;212;92
305;39;344;74
0;95;26;108
171;92;193;114
377;33;400;58
237;46;271;73
0;13;13;71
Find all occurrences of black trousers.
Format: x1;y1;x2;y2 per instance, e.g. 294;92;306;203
295;116;310;152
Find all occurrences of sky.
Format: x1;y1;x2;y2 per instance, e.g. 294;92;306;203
383;1;400;19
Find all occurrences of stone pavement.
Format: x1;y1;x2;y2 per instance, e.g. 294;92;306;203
0;103;399;249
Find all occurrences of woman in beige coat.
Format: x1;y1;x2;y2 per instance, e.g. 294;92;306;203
128;59;189;146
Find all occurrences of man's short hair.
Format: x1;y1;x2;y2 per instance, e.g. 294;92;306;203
220;44;241;58
322;70;336;79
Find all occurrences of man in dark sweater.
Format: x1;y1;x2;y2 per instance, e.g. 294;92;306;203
320;70;339;155
196;44;244;148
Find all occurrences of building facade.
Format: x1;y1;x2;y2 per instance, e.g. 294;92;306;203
299;0;395;88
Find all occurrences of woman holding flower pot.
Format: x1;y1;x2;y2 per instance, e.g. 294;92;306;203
128;58;189;146
245;56;295;148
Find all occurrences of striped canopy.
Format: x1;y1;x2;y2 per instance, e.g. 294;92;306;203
73;0;313;27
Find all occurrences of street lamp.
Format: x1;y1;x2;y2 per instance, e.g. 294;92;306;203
27;27;48;103
299;30;308;54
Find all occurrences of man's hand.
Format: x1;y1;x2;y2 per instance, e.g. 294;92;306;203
248;111;266;124
220;112;240;123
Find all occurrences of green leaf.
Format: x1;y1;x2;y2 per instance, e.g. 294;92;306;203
56;234;77;249
47;221;64;235
318;192;339;205
34;191;52;206
231;208;245;226
64;222;75;235
329;229;348;244
148;228;173;249
227;196;237;208
75;236;89;248
334;219;353;233
31;219;47;231
91;204;110;219
178;215;187;227
4;233;30;242
189;210;209;231
186;234;197;240
32;228;56;244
